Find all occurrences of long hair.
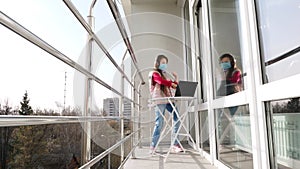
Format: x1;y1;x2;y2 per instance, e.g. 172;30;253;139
219;53;236;80
154;54;168;92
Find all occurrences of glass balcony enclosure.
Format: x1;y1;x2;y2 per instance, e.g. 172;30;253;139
0;0;299;169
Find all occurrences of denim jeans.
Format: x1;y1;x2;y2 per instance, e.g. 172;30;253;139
151;103;180;147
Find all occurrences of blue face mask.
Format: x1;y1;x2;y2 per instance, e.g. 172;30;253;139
158;64;167;71
221;62;231;70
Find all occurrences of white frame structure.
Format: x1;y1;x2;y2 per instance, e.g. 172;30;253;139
188;0;300;169
1;0;299;168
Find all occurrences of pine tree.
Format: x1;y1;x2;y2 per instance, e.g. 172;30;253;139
19;91;33;115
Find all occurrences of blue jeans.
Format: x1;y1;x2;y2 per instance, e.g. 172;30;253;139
151;103;180;147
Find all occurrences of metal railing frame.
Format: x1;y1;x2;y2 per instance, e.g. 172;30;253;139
79;129;141;169
131;67;153;151
106;0;145;85
63;0;144;92
0;0;144;167
0;11;134;104
0;115;121;127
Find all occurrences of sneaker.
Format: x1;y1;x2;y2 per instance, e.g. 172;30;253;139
171;144;184;153
149;146;157;154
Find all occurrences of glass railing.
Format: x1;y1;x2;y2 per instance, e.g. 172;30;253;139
215;105;253;169
273;113;300;168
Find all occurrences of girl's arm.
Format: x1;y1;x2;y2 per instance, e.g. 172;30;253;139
152;72;177;87
229;70;241;84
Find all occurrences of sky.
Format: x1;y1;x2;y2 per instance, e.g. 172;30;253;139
1;0;300;111
257;0;300;82
0;0;130;111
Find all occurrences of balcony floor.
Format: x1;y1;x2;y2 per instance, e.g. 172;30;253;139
124;144;217;169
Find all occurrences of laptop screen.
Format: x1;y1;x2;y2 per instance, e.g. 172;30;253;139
175;81;198;97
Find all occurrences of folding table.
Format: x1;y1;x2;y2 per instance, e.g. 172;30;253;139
149;96;197;162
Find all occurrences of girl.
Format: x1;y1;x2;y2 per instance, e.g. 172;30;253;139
149;54;183;153
219;53;243;116
219;53;243;96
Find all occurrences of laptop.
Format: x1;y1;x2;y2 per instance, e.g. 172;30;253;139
175;81;198;97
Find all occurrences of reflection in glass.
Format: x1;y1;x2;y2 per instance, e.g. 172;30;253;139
208;0;246;98
267;98;300;169
217;53;244;97
256;0;300;83
199;111;210;153
215;105;253;169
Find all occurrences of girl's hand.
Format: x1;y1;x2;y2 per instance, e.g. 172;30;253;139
171;83;177;89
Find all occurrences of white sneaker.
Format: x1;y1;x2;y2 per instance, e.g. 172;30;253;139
171;145;184;153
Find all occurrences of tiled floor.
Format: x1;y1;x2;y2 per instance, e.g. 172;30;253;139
124;144;217;169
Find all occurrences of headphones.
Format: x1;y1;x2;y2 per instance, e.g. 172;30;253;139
220;53;236;67
155;54;168;67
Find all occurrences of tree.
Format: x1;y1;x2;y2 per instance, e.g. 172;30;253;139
8;125;48;169
0;100;15;169
286;97;300;113
19;91;33;115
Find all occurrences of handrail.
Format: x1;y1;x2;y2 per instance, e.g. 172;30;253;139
89;0;98;17
79;129;141;169
265;46;300;66
106;0;146;85
0;115;121;127
0;11;134;104
62;0;138;90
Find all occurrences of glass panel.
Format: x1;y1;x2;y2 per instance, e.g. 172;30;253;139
0;123;82;168
189;111;196;142
256;0;300;82
264;53;300;83
94;83;119;117
184;0;193;80
0;1;87;67
94;44;123;94
267;98;300;169
91;127;130;169
0;27;80;113
199;58;208;102
91;120;121;169
215;105;253;168
199;110;210;153
93;0;125;53
208;0;246;98
197;6;208;102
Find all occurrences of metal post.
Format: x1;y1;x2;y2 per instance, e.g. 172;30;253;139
120;51;127;166
131;67;153;148
81;0;97;165
131;73;137;158
108;150;111;169
137;83;142;148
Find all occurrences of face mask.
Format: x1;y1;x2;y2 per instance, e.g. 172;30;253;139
221;62;231;70
158;64;167;71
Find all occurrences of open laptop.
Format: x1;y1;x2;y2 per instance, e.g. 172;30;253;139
175;80;198;97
